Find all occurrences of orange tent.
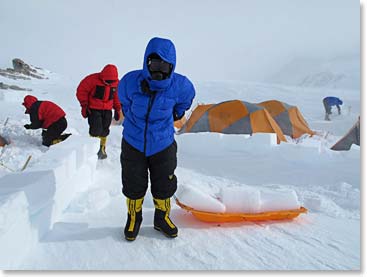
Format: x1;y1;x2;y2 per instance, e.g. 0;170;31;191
257;100;315;139
178;100;287;143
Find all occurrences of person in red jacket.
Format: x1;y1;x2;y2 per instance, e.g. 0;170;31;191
22;95;69;146
76;64;122;159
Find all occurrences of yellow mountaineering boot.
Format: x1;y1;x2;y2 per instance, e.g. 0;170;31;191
51;138;63;145
153;197;178;238
97;136;107;159
124;197;144;241
51;134;72;146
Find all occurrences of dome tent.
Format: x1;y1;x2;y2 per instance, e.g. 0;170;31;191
178;100;287;143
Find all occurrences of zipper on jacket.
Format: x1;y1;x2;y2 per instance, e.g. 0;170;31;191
144;93;157;155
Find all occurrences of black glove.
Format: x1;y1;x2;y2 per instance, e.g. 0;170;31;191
173;112;184;121
114;110;121;121
24;124;31;129
141;79;156;94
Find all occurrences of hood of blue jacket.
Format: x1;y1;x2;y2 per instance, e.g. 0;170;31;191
142;37;176;90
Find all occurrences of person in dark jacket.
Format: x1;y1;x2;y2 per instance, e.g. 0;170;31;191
118;37;195;241
323;96;343;121
22;95;69;146
76;64;122;159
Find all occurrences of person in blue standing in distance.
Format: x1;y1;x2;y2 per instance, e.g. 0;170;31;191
118;37;195;241
323;96;343;121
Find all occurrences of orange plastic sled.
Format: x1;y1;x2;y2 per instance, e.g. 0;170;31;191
175;198;307;223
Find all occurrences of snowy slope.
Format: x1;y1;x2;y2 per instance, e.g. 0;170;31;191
0;67;360;270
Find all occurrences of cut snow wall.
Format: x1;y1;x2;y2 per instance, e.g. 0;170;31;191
176;132;278;157
0;192;36;269
0;136;98;268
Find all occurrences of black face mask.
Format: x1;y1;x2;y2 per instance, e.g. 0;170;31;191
147;56;172;80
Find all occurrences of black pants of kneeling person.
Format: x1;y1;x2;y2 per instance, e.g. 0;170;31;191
88;109;112;137
42;117;67;146
120;139;178;200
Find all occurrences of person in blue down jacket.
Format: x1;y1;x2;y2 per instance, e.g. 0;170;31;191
323;96;343;121
118;37;195;241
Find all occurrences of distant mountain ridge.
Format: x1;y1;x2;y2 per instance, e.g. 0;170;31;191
268;54;360;90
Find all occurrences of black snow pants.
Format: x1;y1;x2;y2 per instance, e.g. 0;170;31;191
88;109;112;137
42;117;67;146
120;138;178;200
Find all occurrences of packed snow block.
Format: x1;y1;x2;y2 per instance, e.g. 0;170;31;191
75;141;92;169
0;134;98;241
0;170;55;238
34;137;98;225
72;156;98;193
0;192;36;268
0;170;72;238
220;187;261;213
32;144;78;182
219;187;300;213
260;189;300;212
53;135;99;170
31;200;56;239
49;135;98;193
50;162;95;223
33;140;97;224
175;184;226;213
0;170;56;216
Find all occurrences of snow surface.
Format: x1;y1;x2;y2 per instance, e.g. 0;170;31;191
0;65;360;270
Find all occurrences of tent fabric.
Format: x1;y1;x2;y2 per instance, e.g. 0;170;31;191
331;117;360;151
257;100;315;139
178;100;287;143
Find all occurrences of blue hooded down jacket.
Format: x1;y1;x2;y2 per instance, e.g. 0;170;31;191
118;37;195;156
324;96;343;106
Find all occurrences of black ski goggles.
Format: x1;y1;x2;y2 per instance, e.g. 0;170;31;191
148;58;172;74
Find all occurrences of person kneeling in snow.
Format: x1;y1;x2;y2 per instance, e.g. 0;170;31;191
76;64;122;159
118;37;195;241
22;95;69;147
323;96;343;121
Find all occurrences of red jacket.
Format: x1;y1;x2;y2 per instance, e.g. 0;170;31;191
76;64;121;111
23;95;66;129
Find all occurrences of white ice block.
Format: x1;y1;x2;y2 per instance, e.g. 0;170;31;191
219;186;300;214
260;189;300;212
175;185;226;213
220;187;261;213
